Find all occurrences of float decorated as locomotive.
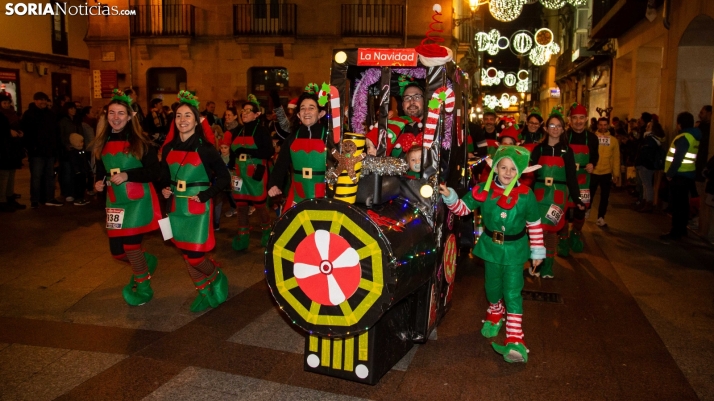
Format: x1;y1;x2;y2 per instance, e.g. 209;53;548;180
264;44;474;384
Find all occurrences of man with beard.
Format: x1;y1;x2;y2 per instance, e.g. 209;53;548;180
559;102;599;255
390;75;425;158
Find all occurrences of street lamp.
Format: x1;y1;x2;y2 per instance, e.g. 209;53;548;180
453;0;489;26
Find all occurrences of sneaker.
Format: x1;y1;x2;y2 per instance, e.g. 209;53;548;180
596;217;607;227
65;196;74;202
45;199;64;206
585;209;591;219
31;202;39;208
8;199;26;210
74;199;90;206
225;209;236;217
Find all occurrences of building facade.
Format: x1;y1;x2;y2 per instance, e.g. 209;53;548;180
85;0;460;112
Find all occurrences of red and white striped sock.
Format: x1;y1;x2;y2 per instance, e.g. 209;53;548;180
484;300;505;324
123;244;148;277
505;313;525;345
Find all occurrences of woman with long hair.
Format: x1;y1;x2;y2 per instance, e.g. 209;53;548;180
91;89;161;306
268;84;334;210
227;96;274;251
159;91;231;312
529;111;585;278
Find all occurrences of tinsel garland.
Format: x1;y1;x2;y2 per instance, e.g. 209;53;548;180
350;68;453;149
325;157;408;186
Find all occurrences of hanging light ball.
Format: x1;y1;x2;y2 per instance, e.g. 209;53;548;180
516;80;530;93
489;0;525;22
540;0;566;9
509;95;518;104
475;32;491;51
497;36;510;50
529;46;548;66
511;31;534;55
534;28;554;47
496;70;505;79
566;0;586;5
504;73;517;87
517;69;529;81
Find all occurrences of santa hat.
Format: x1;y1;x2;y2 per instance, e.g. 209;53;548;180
569;102;587;116
499;126;520;143
414;4;454;67
365;117;407;156
287;98;298;109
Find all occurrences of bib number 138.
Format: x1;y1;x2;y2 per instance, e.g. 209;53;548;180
106;208;125;229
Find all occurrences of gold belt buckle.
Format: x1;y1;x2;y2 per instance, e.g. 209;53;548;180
110;168;120;176
492;231;504;245
545;177;554;186
575;163;580;170
239;154;248;162
176;180;187;192
302;167;313;179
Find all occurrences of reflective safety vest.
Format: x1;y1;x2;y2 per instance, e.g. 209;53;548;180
664;132;699;173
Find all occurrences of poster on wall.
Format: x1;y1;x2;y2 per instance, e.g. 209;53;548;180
0;69;21;113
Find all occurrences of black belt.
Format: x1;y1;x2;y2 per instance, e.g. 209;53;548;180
171;180;210;187
292;168;326;176
483;227;526;243
538;178;567;185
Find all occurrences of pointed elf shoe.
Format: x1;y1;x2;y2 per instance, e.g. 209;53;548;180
122;271;153;306
557;236;570;257
492;338;529;363
232;227;250;251
540;257;554;279
569;230;584;253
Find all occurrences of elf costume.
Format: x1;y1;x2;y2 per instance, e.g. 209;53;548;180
268;85;335;213
97;89;161;307
228;95;274;251
160;91;231;312
530;112;584;278
560;103;599;256
442;145;545;363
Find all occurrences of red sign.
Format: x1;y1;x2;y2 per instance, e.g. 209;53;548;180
357;48;418;67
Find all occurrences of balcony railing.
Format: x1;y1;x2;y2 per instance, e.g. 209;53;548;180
341;4;404;37
130;5;195;37
233;3;297;36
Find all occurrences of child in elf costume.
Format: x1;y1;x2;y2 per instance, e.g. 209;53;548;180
439;145;545;363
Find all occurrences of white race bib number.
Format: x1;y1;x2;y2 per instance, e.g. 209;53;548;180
580;189;591;203
232;176;243;191
598;136;611;146
545;204;563;225
106;208;125;229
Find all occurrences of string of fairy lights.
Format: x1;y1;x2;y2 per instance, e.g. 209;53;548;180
475;27;559;66
485;0;586;22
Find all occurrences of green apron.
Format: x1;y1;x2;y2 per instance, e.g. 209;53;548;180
568;132;591;207
533;155;568;232
101;140;159;237
286;126;327;208
231;123;268;204
166;147;214;252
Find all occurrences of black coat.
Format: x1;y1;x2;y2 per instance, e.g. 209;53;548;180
21;103;58;158
0;113;24;169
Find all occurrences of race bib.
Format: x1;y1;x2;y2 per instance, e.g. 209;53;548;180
545;204;563;225
580;189;591;203
598;136;611;146
106;208;125;229
232;176;243;191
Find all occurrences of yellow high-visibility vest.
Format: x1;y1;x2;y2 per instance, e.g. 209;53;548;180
664;132;699;173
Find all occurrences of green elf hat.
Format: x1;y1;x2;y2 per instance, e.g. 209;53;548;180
177;90;200;108
247;94;260;108
111;89;132;105
483;145;541;197
304;83;320;95
549;105;564;118
528;107;542;117
398;74;423;96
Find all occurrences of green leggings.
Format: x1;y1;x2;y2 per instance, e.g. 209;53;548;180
484;261;524;314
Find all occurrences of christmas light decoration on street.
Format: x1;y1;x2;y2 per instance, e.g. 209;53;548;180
489;0;526;22
516;80;530;93
511;30;534;55
540;0;565;9
504;73;517;87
